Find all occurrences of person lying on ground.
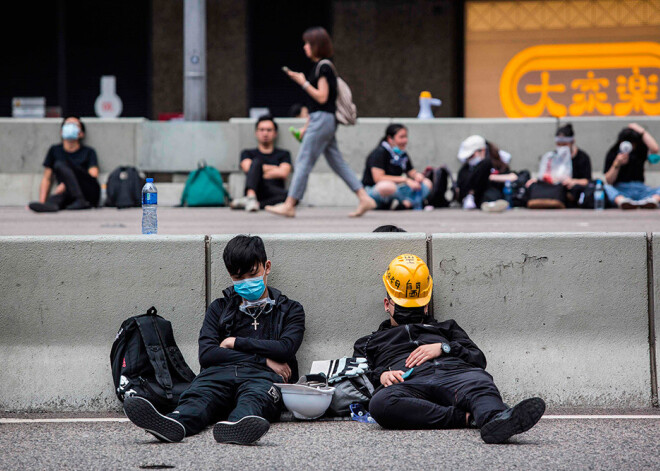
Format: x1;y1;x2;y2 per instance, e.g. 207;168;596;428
361;124;433;210
603;123;660;209
28;116;100;213
352;254;545;443
231;115;292;212
456;135;517;212
124;235;305;445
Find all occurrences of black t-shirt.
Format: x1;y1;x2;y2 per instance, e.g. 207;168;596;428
240;148;292;186
43;144;98;172
571;148;592;181
362;145;414;187
604;142;648;183
306;60;337;114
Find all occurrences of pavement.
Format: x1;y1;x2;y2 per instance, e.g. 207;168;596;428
1;411;659;470
2;206;660;235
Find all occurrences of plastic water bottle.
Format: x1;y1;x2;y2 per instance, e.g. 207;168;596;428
594;179;605;211
503;180;513;208
141;178;157;234
412;190;423;210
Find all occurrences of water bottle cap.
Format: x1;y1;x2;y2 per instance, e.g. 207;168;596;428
146;178;154;183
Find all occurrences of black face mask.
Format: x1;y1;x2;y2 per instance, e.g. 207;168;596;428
393;304;428;325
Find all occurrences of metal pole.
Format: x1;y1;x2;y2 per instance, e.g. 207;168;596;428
184;0;207;121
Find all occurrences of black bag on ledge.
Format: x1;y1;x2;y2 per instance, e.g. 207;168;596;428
110;306;196;413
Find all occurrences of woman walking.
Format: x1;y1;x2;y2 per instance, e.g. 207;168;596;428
266;27;376;218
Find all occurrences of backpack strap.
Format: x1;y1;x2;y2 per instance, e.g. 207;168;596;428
315;59;338;79
152;316;196;382
347;376;372;399
134;307;175;399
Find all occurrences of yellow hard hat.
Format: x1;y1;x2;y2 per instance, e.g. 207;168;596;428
382;254;433;308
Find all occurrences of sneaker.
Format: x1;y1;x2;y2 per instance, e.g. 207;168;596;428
481;199;509;213
230;197;248;210
245;197;259;212
637;197;659;209
123;396;185;443
65;199;91;210
28;202;59;213
390;199;403;211
480;397;546;444
462;194;477;210
617;197;637;210
213;415;270;445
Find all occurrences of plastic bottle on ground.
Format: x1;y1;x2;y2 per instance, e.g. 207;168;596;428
594;179;605;211
142;178;158;234
503;180;513;209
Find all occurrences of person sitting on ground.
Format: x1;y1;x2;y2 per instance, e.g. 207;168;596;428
231;115;292;212
456;135;517;212
353;254;545;443
28;116;100;213
123;235;305;445
603;123;660;209
525;124;592;207
362;124;433;210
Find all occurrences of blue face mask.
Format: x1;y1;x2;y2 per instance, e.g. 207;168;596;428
61;123;80;140
233;275;266;301
392;146;403;155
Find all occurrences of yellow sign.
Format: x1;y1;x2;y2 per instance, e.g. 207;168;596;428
499;42;660;118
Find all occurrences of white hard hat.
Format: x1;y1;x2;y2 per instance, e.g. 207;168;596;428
275;381;335;420
458;135;486;163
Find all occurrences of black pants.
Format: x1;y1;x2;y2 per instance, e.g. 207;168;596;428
245;158;288;208
166;365;283;436
368;366;507;430
458;160;503;206
49;160;100;208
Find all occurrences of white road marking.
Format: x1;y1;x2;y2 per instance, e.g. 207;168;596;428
0;415;659;424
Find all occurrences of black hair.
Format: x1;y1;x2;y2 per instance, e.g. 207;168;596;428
288;103;304;117
373;225;407;233
223;235;268;277
380;123;406;144
617;127;642;146
255;114;278;131
556;123;574;138
61;116;86;137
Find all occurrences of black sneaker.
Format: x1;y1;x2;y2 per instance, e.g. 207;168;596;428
213;415;270;445
29;202;59;213
66;199;91;210
480;397;545;444
123;396;185;443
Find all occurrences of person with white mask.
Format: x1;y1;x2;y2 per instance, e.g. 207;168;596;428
456;135;517;212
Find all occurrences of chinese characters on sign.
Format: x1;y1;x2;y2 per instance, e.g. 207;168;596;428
499;42;660;118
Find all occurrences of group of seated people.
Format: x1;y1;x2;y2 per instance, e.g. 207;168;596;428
233;116;660;213
122;234;546;445
28;115;660;213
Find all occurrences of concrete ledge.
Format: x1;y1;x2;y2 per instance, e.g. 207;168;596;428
432;232;651;407
0;236;206;411
210;233;429;374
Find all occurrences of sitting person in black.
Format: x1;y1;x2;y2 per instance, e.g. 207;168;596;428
124;235;305;445
29;116;100;212
525;124;592;207
353;254;545;444
456;135;517;212
230;115;292;212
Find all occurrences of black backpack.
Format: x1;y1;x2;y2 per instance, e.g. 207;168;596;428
110;307;196;413
423;165;455;207
105;166;145;208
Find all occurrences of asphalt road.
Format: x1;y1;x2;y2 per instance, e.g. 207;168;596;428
2;414;659;470
2;206;660;236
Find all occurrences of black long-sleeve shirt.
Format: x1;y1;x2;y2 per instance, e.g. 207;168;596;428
353;318;487;387
198;286;305;380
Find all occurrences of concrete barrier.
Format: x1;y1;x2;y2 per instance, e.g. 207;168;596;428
652;234;660;406
209;233;429;375
0;236;206;412
431;232;651;407
1;233;658;411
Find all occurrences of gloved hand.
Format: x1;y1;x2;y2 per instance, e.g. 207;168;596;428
327;357;368;384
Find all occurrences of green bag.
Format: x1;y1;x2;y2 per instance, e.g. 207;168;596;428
180;164;227;207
